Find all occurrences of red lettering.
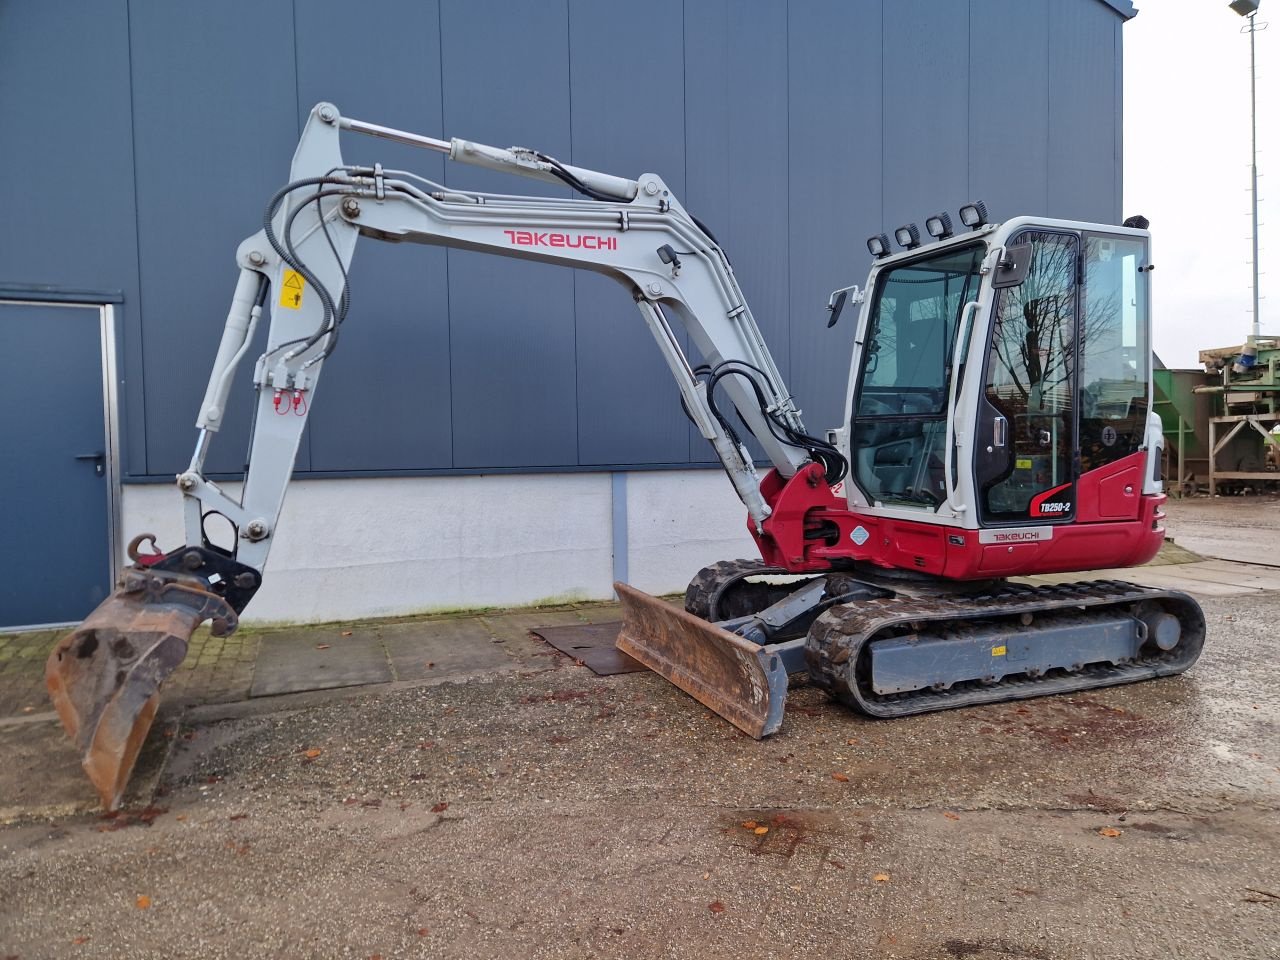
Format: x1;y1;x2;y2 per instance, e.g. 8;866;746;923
503;231;619;251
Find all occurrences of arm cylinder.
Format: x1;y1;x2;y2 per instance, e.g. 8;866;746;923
449;140;638;201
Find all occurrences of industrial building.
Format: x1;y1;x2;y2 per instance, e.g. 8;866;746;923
1;0;1137;628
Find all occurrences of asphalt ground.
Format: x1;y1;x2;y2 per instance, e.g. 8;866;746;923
1;497;1278;959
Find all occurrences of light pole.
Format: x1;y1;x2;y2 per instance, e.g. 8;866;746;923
1230;0;1264;338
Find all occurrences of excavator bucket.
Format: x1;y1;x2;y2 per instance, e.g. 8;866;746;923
45;568;237;811
614;582;788;738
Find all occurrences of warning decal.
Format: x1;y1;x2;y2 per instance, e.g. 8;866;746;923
280;269;305;309
991;645;1007;657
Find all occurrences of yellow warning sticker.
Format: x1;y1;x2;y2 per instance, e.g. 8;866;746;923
280;269;305;309
1016;458;1032;470
991;645;1007;657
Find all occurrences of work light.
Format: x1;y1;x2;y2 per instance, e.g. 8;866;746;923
958;201;988;229
867;234;890;258
894;224;921;250
925;212;953;240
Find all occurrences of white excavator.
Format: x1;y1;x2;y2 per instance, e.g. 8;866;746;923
47;104;1204;809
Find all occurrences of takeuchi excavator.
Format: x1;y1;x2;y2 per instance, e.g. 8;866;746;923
47;104;1205;809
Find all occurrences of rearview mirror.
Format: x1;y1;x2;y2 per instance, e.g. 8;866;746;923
992;242;1033;288
827;289;848;328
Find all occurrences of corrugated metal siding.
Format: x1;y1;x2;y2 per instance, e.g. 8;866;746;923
0;0;1132;481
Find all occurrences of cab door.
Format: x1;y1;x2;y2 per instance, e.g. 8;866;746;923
972;231;1080;524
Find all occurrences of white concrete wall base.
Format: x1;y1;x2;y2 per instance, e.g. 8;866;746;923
121;470;760;625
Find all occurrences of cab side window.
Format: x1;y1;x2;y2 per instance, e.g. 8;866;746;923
1079;236;1150;472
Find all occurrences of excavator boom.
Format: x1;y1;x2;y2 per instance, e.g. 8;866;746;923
47;102;827;806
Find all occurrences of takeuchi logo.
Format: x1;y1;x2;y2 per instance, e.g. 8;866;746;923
504;230;618;250
991;531;1043;542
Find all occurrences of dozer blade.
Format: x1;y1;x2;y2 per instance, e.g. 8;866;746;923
614;582;788;738
45;569;238;811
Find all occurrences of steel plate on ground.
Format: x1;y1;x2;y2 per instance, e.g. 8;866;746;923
530;621;645;676
613;582;788;738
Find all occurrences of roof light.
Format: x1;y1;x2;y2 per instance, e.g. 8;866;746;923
894;223;921;250
924;212;953;240
958;201;988;229
867;233;891;258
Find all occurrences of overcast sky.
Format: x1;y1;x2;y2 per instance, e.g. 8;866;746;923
1124;0;1277;367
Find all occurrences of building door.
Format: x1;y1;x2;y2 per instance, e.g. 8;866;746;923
0;300;118;628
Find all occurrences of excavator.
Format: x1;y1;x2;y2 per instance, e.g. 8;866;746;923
46;104;1205;810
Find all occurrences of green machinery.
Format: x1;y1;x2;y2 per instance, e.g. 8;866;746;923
1154;337;1280;495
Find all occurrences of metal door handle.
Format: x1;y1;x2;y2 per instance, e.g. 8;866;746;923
1037;429;1052;447
993;416;1007;447
75;451;106;477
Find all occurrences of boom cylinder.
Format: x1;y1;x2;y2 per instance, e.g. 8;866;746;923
196;268;263;432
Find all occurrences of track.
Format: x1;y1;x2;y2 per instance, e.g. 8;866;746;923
805;580;1206;718
683;559;794;621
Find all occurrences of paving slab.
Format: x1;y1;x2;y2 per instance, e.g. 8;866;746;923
1025;560;1272;597
1194;557;1280;581
1139;560;1280;591
381;618;514;681
249;627;392;697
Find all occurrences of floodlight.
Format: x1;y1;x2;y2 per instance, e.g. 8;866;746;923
894;223;921;250
958;201;989;229
924;212;954;239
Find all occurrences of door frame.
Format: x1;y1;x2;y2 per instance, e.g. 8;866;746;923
0;293;123;630
971;228;1082;528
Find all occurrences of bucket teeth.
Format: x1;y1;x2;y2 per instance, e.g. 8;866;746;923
45;569;238;811
614;582;788;738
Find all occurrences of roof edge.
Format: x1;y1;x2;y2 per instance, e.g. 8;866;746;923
1097;0;1138;20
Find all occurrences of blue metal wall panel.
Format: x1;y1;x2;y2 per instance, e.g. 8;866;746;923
3;1;1132;482
683;0;790;464
682;0;734;464
439;0;578;469
968;0;1051;218
0;0;146;476
128;0;304;476
570;0;690;466
881;1;972;248
295;0;452;472
1048;0;1120;222
786;0;883;438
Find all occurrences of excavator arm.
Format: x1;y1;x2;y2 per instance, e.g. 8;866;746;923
48;103;841;808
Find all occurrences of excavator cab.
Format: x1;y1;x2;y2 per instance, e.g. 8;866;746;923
843;214;1160;546
844;217;1167;545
